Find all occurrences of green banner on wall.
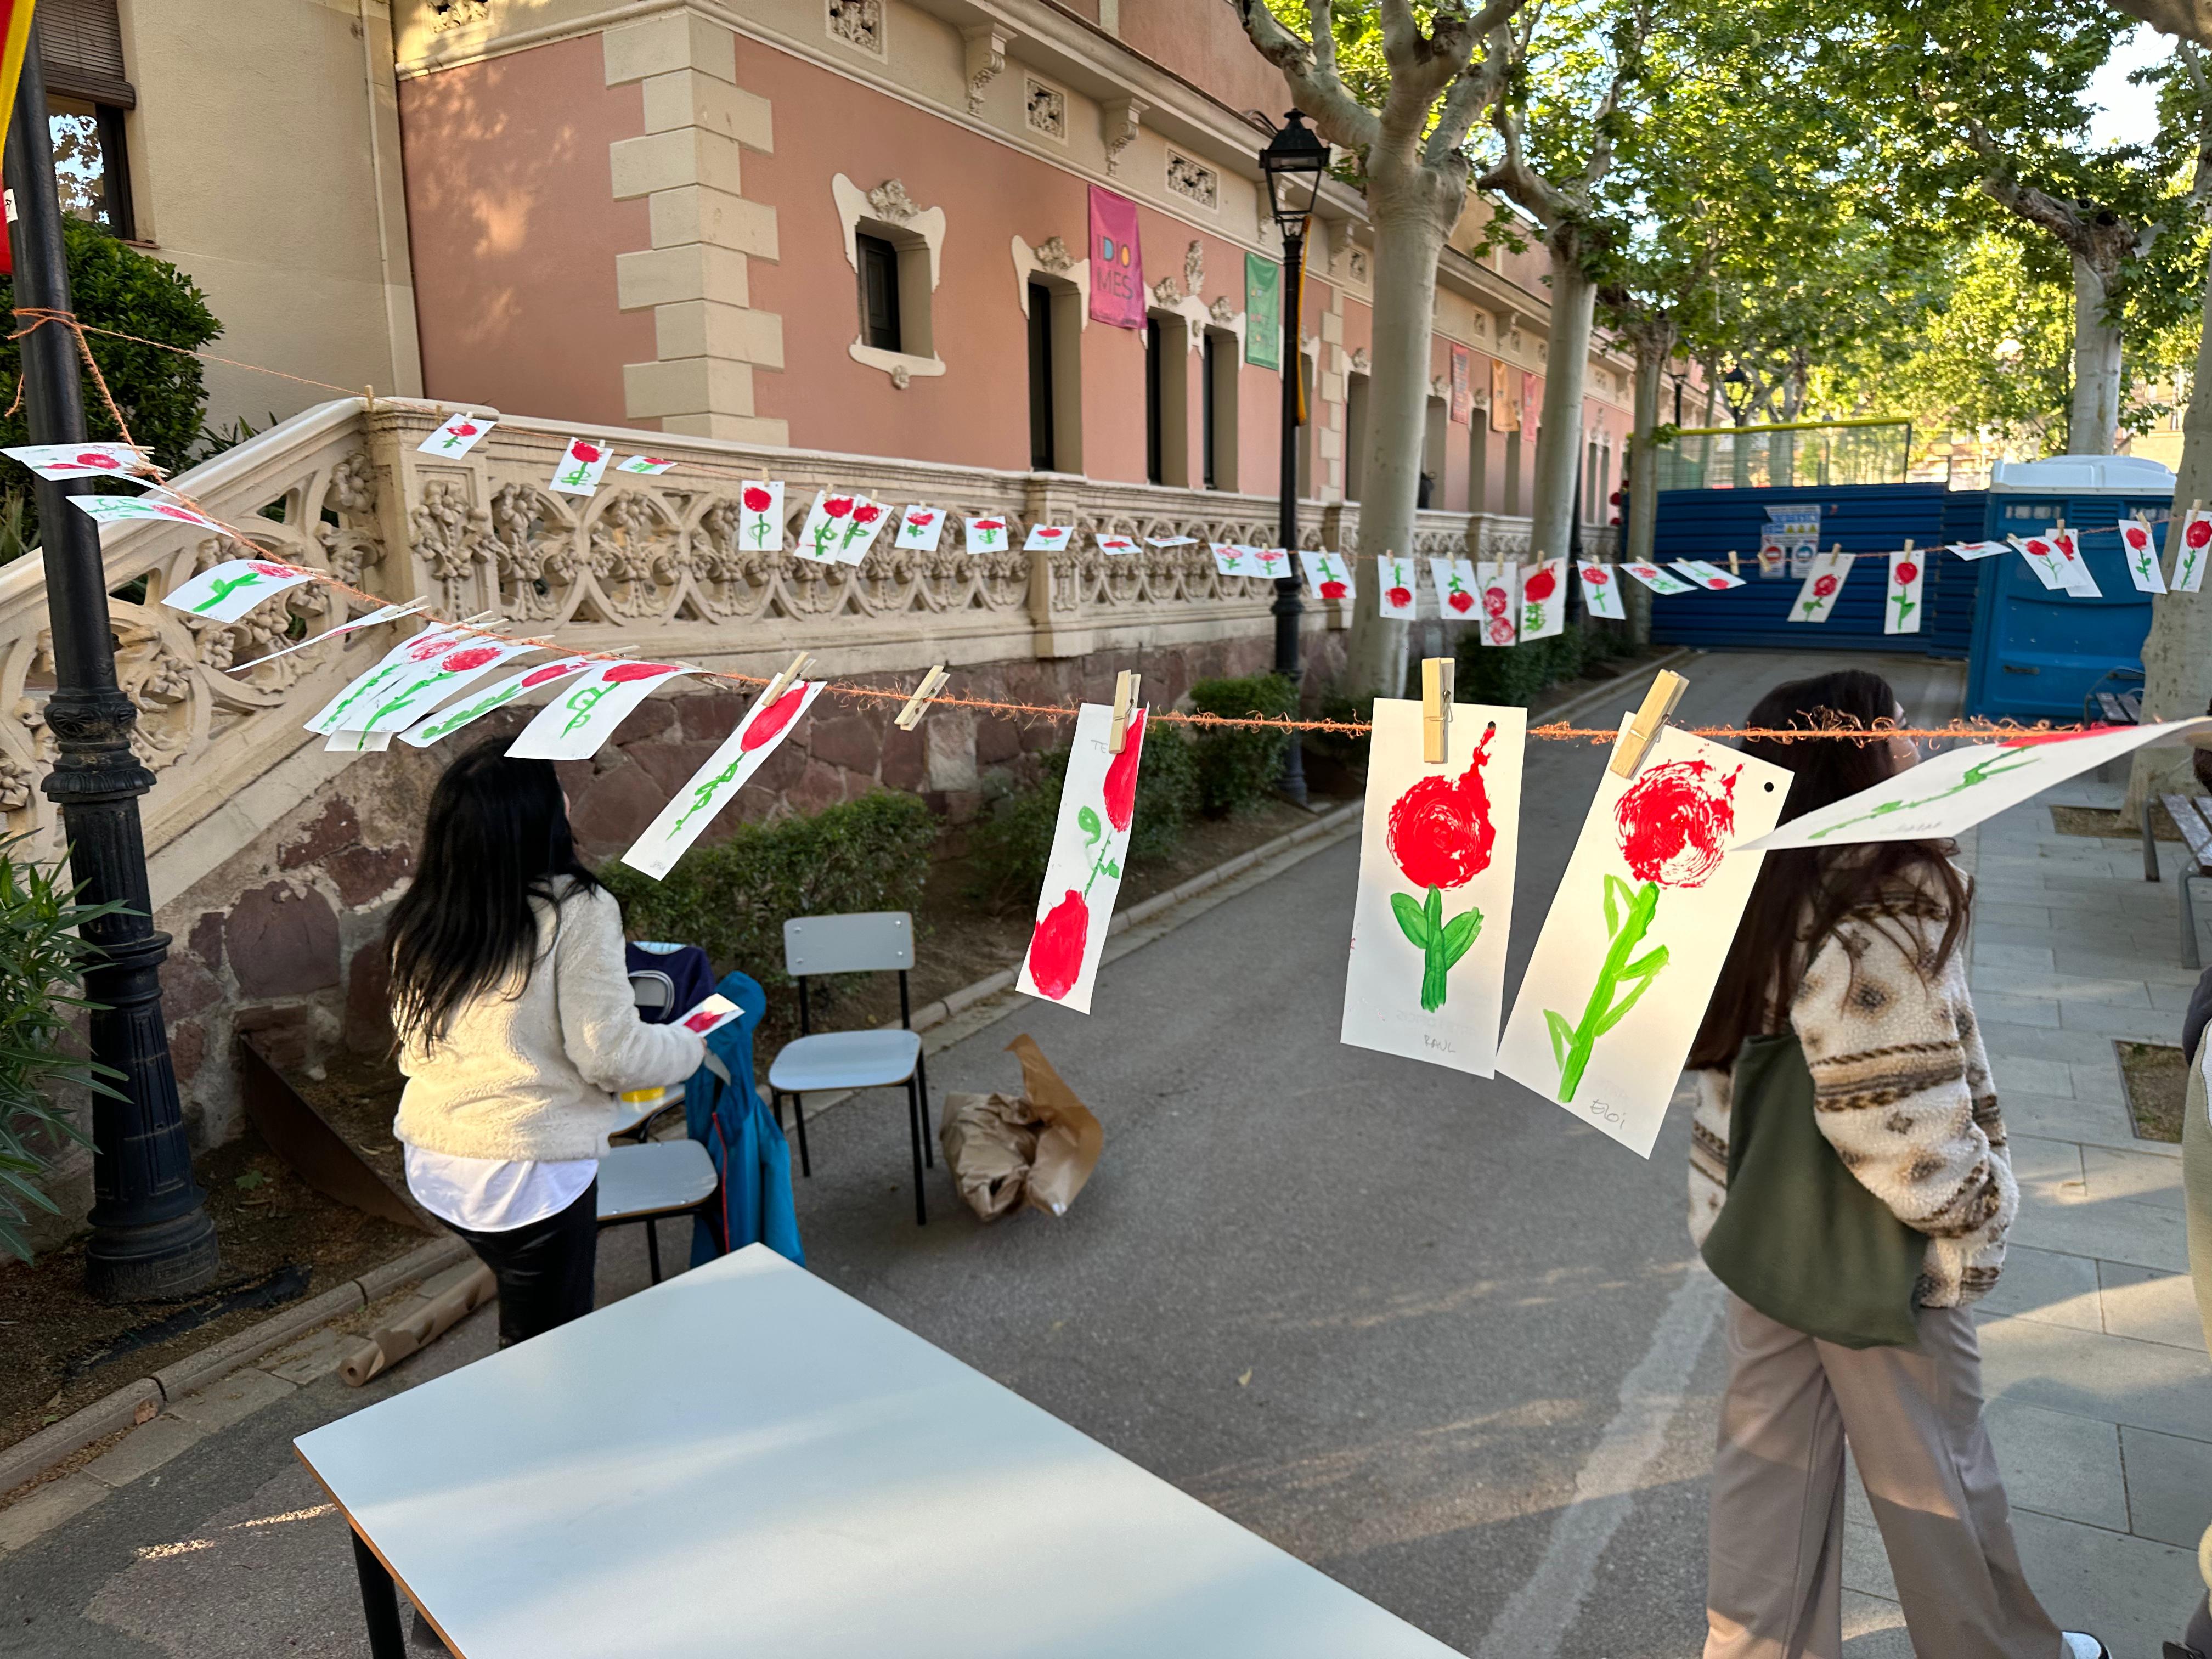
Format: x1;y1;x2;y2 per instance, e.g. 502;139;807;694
1244;253;1280;370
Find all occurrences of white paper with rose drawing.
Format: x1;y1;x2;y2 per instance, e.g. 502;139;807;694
343;639;544;733
621;682;826;881
737;481;784;552
1429;558;1480;622
2120;520;2167;594
1883;549;1925;635
1016;703;1145;1016
505;662;692;761
162;557;323;624
2175;511;2212;592
301;622;487;735
1340;699;1525;1077
399;657;599;747
1787;550;1852;623
1378;554;1420;620
1496;724;1791;1156
894;506;947;550
1578;562;1626;620
1300;550;1356;600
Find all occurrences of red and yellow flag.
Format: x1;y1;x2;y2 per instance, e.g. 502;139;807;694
0;1;35;275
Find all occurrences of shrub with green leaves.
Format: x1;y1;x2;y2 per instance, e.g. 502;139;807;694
599;791;938;984
1187;672;1296;816
966;724;1198;908
0;840;123;1261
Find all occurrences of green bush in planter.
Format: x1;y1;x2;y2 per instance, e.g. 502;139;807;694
966;724;1198;907
1454;631;1557;708
600;791;938;983
1186;672;1297;815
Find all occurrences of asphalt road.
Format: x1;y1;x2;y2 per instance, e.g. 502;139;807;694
0;649;1956;1658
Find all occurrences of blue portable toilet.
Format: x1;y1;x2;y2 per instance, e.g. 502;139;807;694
1965;456;2178;720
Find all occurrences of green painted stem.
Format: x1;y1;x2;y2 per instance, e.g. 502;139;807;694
1558;880;1660;1102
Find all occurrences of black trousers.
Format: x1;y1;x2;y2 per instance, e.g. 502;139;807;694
450;1180;598;1348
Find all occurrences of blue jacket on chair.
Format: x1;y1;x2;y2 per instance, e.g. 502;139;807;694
682;970;804;1269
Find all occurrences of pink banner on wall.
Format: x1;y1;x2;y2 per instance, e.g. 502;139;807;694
1088;185;1146;329
1522;371;1543;441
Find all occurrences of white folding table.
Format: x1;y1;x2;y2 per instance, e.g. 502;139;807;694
295;1245;1461;1658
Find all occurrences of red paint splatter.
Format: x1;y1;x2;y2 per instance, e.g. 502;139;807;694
1812;574;1837;599
1613;759;1738;889
742;486;771;513
1387;728;1498;892
1893;562;1918;587
1523;567;1558;603
2189;520;2211;550
2001;726;2117;749
1320;579;1347;600
521;662;580;689
439;646;500;673
739;685;808;752
1387;586;1413;608
1103;708;1145;832
250;562;303;577
1706;578;1729;589
569;443;601;464
1025;890;1090;999
682;1009;720;1033
1447;589;1475;614
601;661;676;683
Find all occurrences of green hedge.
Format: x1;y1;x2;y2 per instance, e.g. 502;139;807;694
600;791;937;984
1186;673;1296;816
967;724;1199;907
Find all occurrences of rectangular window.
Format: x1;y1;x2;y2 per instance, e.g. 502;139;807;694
1420;395;1446;509
1203;327;1238;490
1344;372;1369;501
1468;421;1488;514
1201;332;1218;490
1504;431;1522;515
1028;281;1056;472
1146;317;1164;485
40;0;134;239
857;233;902;353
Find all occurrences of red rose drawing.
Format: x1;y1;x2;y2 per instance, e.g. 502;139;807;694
2124;526;2148;550
852;503;883;525
155;505;203;521
975;519;1005;532
1036;527;1065;540
1103;709;1145;832
1386;726;1498;1011
439;646;500;674
451;424;478;438
601;661;675;683
1487;619;1514;646
2025;539;2052;557
1813;574;1838;599
910;510;937;527
570;443;601;464
823;497;854;519
1615;758;1737;889
1893;562;1918;588
740;684;807;752
1025;890;1090;1000
639;456;673;467
1448;589;1475;614
682;1010;720;1033
406;637;455;662
521;662;581;689
1321;579;1347;600
1387;585;1413;608
1584;566;1610;586
742;486;772;513
1523;567;1558;603
77;452;120;468
1482;586;1509;619
250;562;303;578
2189;520;2211;550
1707;578;1729;590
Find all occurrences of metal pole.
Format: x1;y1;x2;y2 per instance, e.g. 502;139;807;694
1272;223;1308;805
5;35;219;1300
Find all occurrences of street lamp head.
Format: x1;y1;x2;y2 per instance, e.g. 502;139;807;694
1260;110;1328;238
1719;364;1751;417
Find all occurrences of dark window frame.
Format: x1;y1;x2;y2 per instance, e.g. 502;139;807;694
856;232;902;353
1144;317;1164;485
1028;281;1056;472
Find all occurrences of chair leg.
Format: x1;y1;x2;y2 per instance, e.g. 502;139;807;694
2186;872;2203;971
915;1049;934;1168
791;1090;812;1177
2144;794;2162;883
905;1077;927;1227
646;1218;662;1285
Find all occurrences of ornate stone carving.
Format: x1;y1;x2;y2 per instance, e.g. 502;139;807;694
1350;346;1370;373
1184;240;1204;296
1348;247;1369;284
1150;275;1182;306
0;754;30;814
891;363;911;390
431;0;490;31
865;178;920;225
1100;97;1146;176
1025;78;1065;140
1165;152;1217;211
1032;235;1076;274
960;24;1009;116
827;0;882;54
409;480;487;586
1209;295;1236;325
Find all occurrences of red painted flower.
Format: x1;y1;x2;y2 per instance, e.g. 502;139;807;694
1893;562;1918;587
2189;520;2212;550
2025;539;2052;558
1447;589;1475;614
250;562;303;577
522;662;581;688
1613;759;1738;889
851;503;883;525
1487;618;1514;646
1813;574;1838;598
1706;578;1729;589
639;456;673;467
1482;586;1509;619
974;519;1005;533
1026;890;1090;999
1320;579;1347;600
1103;709;1145;832
740;684;806;751
1387;585;1413;608
742;486;772;513
1036;527;1065;540
1387;739;1497;893
76;451;120;468
823;496;854;518
569;442;601;464
451;423;478;438
909;510;937;527
439;646;500;674
601;661;676;682
1583;566;1610;586
2124;525;2149;550
407;636;455;661
155;505;204;521
1523;567;1558;603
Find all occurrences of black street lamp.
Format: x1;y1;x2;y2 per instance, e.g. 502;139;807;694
5;36;219;1299
1259;109;1327;805
1719;364;1752;423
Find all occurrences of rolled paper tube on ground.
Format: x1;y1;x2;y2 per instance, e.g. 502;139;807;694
339;1263;496;1387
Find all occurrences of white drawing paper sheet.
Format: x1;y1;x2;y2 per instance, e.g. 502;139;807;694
343;640;543;733
548;439;611;496
1025;524;1073;553
1946;540;2010;560
1340;699;1525;1076
303;623;483;735
833;499;891;563
1430;557;1479;620
794;491;853;562
1884;549;1925;635
1745;719;2212;850
1017;702;1144;1015
1251;547;1291;580
966;515;1011;554
1096;532;1137;556
2009;534;2066;591
1673;560;1743;590
1301;550;1355;600
2121;520;2167;594
616;454;680;475
72;495;224;533
1621;561;1692;596
1476;563;1520;646
894;505;946;550
4;441;155;479
229;599;430;673
400;657;599;747
163;557;321;624
620;682;826;881
1578;561;1624;620
2176;511;2212;592
737;481;784;552
325;729;393;753
1520;558;1567;639
2050;531;2101;597
417;415;492;458
1496;725;1792;1156
1146;534;1197;546
1378;554;1419;619
1788;551;1850;623
505;662;691;760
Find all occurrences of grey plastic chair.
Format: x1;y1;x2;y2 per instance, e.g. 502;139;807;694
608;971;683;1143
596;1139;717;1283
766;912;932;1225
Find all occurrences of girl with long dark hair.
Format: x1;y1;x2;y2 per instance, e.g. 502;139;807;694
1688;670;2102;1659
387;741;703;1347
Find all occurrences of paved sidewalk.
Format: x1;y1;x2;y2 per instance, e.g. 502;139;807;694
1839;769;2212;1656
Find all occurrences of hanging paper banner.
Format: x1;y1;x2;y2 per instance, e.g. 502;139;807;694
1788;550;1850;623
71;495;226;533
162;557;321;623
1489;359;1518;432
1250;547;1291;580
1212;543;1262;578
2007;533;2066;591
2049;528;2101;597
548;438;610;496
1448;345;1472;424
1087;185;1146;329
1671;560;1743;591
1146;534;1197;547
228;599;432;674
1096;532;1137;556
1378;553;1419;619
1430;557;1479;618
1025;524;1074;553
795;491;855;562
1521;373;1543;443
2120;519;2168;594
616;454;681;476
326;728;393;754
895;505;947;551
1747;719;2212;851
1620;561;1692;596
1245;253;1281;370
4;441;156;480
1341;699;1526;1074
303;622;486;736
834;499;890;565
1884;549;1924;635
1578;561;1624;620
1496;727;1792;1156
417;414;493;458
1476;562;1519;647
338;640;544;736
1945;539;2010;560
737;481;784;551
506;661;691;761
620;682;827;881
400;656;599;748
966;515;1011;554
1300;549;1355;600
1520;557;1566;640
2176;510;2212;592
1018;702;1146;1014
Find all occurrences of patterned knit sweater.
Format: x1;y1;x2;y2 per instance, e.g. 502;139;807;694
1688;879;2017;1308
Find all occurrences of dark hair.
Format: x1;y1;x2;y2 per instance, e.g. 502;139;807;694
386;741;599;1048
1685;669;1970;1070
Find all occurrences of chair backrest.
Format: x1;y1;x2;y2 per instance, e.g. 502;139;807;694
629;970;675;1012
783;912;913;977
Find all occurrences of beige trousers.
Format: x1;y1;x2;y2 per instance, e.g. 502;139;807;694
1703;1294;2061;1659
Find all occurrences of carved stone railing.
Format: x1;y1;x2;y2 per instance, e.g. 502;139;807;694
0;396;1537;873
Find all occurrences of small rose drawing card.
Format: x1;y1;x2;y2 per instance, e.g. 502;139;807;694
163;557;321;624
71;495;224;533
341;639;545;735
1431;557;1479;619
1945;540;2010;560
2175;510;2212;592
834;498;890;565
417;414;493;458
2008;533;2067;591
2049;529;2101;597
506;661;691;761
1788;551;1851;623
738;481;784;551
303;622;484;736
1096;532;1137;556
400;656;599;748
966;515;1011;554
1519;558;1567;640
1378;554;1419;619
1018;702;1146;1015
549;438;611;496
1620;561;1692;596
616;454;681;476
1300;550;1355;601
1672;560;1743;590
1476;563;1519;647
1578;561;1625;620
4;441;156;480
621;681;825;881
678;993;744;1038
2121;519;2167;594
1251;547;1291;579
795;491;855;563
1025;524;1073;552
1884;549;1925;635
895;505;947;551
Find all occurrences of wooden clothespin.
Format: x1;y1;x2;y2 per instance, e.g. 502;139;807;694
1108;670;1141;753
1726;549;1741;574
1609;668;1688;779
1422;657;1454;764
760;651;814;707
363;385;377;412
894;664;949;731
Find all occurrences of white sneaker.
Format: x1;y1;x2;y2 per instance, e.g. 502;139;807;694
2062;1635;2108;1659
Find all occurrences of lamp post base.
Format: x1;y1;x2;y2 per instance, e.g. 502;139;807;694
85;1207;223;1304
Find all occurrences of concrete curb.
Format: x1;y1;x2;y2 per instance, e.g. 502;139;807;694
0;1234;469;1499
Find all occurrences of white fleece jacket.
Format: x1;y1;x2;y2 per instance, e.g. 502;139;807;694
393;879;703;1163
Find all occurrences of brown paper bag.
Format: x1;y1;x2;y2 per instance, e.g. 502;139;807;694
937;1035;1103;1222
